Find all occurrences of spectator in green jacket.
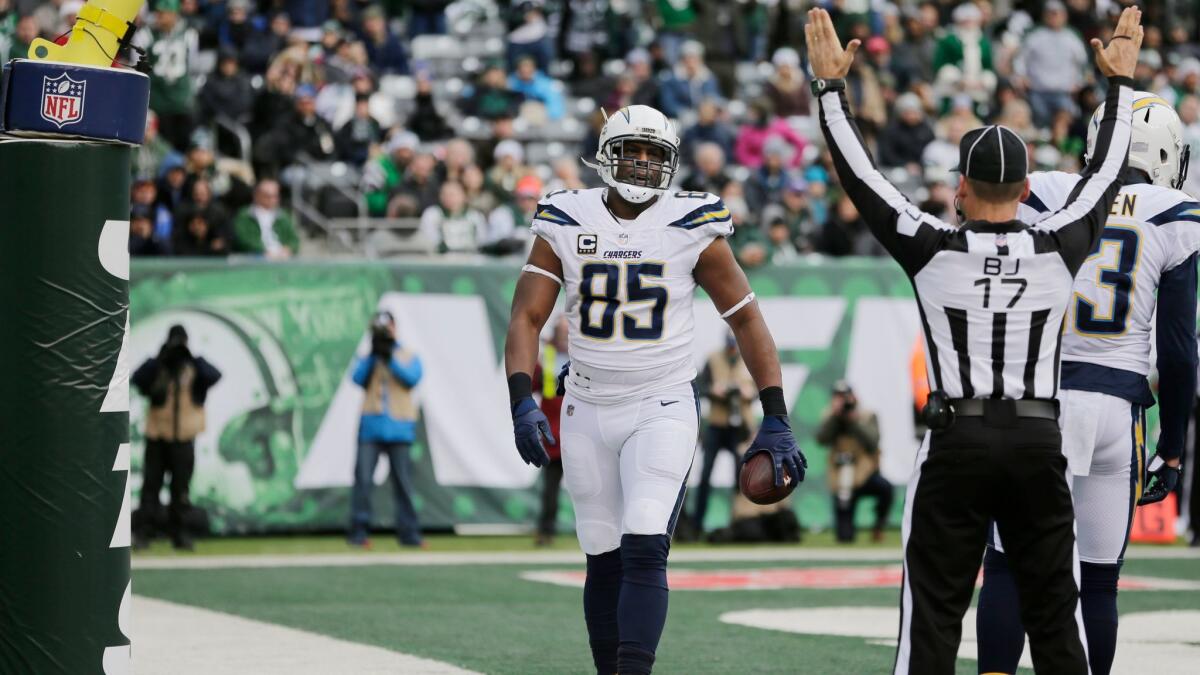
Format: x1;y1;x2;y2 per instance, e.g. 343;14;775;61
132;112;183;182
6;14;38;61
132;0;199;151
460;63;523;120
231;179;300;258
932;3;996;113
722;183;768;269
653;0;695;63
364;130;419;216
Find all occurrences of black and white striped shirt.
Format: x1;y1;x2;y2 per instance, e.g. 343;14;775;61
818;78;1135;400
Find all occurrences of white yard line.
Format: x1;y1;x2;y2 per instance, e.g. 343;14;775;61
133;595;480;675
132;544;1198;571
720;607;1200;675
133;548;902;570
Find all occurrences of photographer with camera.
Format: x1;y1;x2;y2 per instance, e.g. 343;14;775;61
348;310;425;548
131;325;222;550
692;333;758;534
815;381;893;543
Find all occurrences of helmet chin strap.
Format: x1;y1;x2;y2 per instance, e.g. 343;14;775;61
615;183;659;204
1176;144;1191;190
584;155;665;205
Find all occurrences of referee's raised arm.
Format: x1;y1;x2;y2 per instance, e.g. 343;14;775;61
1031;18;1142;275
809;14;952;277
803;7;1146;675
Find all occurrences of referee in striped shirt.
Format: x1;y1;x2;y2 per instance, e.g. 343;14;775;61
806;7;1144;674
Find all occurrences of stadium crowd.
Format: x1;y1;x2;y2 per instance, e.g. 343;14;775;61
2;0;1195;261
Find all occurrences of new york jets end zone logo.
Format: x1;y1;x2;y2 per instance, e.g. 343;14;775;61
577;234;598;254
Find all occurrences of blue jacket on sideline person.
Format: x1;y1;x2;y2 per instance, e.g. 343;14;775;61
352;347;423;443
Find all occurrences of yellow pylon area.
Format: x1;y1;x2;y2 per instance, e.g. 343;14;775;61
26;0;145;68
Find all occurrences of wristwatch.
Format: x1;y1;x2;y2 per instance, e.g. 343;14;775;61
810;77;846;97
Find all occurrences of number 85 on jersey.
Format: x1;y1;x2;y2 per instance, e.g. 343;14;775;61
578;261;668;341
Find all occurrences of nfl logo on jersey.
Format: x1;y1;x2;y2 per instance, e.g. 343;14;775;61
577;234;598;254
40;73;86;129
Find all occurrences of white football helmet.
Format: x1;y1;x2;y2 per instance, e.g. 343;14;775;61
1086;91;1191;189
585;105;680;204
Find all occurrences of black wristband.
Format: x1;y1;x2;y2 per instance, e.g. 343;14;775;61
811;77;846;97
760;386;787;417
1107;75;1135;88
508;372;533;403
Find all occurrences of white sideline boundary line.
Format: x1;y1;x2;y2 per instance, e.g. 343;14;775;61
132;595;480;675
134;548;899;570
132;545;1199;571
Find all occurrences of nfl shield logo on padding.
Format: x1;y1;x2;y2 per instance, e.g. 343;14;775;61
40;73;86;129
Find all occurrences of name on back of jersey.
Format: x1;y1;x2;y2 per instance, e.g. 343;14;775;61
1108;193;1137;218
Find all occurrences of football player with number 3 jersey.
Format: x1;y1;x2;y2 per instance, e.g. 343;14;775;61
504;105;806;675
977;92;1200;675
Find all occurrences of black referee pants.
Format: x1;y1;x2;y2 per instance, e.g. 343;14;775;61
895;414;1088;675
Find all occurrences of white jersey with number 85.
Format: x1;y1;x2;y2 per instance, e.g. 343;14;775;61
530;187;732;403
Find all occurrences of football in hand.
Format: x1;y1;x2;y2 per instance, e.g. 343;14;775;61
739;452;797;505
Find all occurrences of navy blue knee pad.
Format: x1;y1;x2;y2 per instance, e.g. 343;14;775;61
617;534;670;674
585;548;622;674
977;546;1025;674
1079;561;1120;675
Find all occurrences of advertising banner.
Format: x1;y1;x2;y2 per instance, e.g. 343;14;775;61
130;258;1162;535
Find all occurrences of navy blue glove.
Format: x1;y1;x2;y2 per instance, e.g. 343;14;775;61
1137;461;1180;505
512;397;554;468
743;415;806;487
556;360;569;397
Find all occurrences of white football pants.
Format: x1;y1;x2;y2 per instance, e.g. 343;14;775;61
559;382;698;555
994;389;1147;563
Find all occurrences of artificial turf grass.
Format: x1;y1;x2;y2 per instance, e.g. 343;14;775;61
131;529;1191;557
131;530;912;557
131;562;910;674
131;557;1199;674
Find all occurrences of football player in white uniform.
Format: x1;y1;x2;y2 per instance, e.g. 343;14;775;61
977;92;1200;675
504;105;806;675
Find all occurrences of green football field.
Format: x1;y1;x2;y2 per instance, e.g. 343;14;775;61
131;536;1200;674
